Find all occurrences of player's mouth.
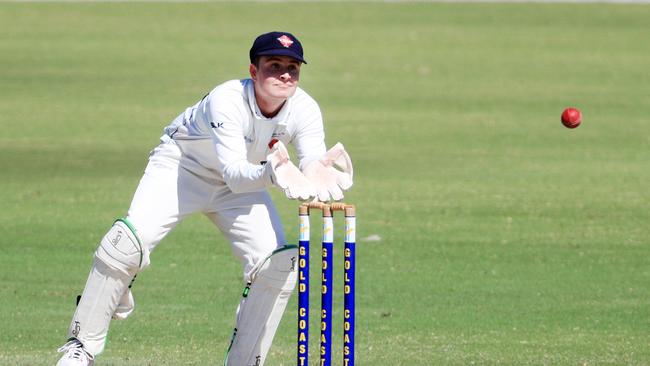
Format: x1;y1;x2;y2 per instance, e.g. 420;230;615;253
275;83;294;89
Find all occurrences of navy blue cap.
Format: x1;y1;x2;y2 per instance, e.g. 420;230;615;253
249;31;307;64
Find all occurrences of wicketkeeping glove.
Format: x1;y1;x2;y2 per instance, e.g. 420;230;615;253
303;142;353;202
265;141;316;201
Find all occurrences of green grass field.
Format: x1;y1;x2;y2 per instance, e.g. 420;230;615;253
1;2;649;365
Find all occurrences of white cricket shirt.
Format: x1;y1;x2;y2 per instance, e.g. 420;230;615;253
161;79;326;193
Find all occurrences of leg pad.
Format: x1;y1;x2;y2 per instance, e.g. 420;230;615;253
225;245;298;366
95;219;144;277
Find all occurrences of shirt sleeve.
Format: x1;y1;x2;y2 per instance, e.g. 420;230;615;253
208;95;272;193
293;99;327;170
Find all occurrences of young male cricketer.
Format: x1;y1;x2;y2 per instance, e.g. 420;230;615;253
56;31;353;366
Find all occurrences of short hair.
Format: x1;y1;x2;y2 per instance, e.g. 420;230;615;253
251;56;261;68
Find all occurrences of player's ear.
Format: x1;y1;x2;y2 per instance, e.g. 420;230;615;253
249;63;257;81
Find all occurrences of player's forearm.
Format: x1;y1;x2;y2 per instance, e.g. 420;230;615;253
222;161;272;193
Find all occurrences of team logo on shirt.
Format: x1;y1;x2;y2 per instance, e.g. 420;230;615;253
277;35;294;48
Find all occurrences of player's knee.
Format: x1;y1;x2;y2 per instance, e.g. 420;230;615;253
95;219;146;277
249;245;298;291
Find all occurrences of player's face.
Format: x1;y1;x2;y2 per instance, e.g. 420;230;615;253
250;56;301;101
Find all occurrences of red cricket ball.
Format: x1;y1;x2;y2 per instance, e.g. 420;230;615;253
561;107;582;129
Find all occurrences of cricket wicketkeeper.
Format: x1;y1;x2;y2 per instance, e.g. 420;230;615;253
56;31;353;366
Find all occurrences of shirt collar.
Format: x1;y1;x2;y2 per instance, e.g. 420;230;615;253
244;79;291;126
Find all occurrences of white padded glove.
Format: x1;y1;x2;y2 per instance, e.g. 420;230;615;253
303;142;353;202
266;141;316;201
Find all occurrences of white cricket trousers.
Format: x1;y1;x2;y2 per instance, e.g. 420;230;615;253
129;138;286;279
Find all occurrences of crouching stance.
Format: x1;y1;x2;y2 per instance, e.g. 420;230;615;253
57;31;353;366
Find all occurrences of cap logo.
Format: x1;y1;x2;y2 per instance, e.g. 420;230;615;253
277;35;294;48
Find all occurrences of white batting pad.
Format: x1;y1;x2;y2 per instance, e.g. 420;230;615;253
67;220;144;355
68;258;131;356
225;246;298;366
95;220;146;277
